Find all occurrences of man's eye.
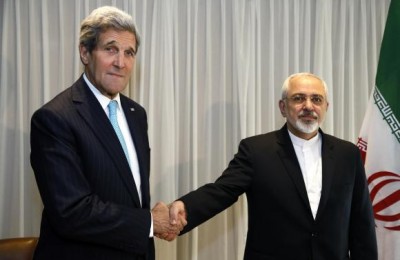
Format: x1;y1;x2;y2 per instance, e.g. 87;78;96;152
105;47;117;54
312;97;321;102
311;96;324;104
125;50;135;57
292;95;304;102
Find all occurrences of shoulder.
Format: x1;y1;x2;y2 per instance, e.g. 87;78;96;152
31;77;89;124
322;132;356;147
32;88;74;121
239;130;282;151
35;76;87;115
322;132;359;154
120;94;146;114
243;130;279;143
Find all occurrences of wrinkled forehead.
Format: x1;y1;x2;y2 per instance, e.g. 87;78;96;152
98;29;137;49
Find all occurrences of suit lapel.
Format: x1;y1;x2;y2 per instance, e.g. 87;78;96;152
71;77;142;207
315;133;336;220
120;96;151;209
276;126;338;221
276;126;312;214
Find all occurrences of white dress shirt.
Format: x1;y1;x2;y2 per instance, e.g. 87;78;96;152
84;74;154;237
288;130;322;219
83;74;142;204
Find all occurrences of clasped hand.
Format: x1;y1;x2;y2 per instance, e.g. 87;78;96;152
151;201;187;241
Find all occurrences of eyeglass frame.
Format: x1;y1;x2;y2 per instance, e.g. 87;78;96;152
282;94;326;106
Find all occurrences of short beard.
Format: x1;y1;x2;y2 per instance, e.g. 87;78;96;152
295;110;320;134
295;120;319;134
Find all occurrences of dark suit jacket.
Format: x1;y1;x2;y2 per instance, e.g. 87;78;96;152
30;76;154;260
179;125;377;260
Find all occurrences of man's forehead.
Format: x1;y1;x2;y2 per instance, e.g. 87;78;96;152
98;29;136;48
289;76;324;92
291;75;321;84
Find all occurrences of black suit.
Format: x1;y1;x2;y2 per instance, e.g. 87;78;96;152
30;76;154;260
179;125;377;260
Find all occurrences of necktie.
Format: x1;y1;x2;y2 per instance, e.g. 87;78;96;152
108;100;130;164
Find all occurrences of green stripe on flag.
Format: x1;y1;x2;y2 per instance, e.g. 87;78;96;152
373;87;400;143
375;0;400;123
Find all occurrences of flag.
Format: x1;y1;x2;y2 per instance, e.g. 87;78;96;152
357;0;400;259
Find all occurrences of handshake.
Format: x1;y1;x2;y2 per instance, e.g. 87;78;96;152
151;200;187;241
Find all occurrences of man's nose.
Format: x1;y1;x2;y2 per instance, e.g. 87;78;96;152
114;52;125;68
303;98;314;109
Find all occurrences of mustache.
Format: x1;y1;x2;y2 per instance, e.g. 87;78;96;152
298;110;318;119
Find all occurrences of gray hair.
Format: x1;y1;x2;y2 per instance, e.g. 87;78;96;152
281;72;328;101
79;6;140;53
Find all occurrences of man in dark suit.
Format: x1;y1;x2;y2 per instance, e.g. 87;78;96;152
30;6;183;260
168;72;378;259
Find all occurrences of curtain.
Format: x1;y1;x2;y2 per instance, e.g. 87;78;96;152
0;0;390;259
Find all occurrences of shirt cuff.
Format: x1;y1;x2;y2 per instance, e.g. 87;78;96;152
149;211;154;237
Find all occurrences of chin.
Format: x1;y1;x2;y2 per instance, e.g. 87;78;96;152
295;121;319;134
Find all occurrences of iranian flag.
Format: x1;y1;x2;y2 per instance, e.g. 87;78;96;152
356;0;400;259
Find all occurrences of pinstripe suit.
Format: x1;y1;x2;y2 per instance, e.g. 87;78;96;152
30;75;154;260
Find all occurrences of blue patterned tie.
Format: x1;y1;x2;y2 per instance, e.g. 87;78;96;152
108;100;130;164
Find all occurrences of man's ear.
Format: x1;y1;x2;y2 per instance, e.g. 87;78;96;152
279;100;287;117
79;44;89;65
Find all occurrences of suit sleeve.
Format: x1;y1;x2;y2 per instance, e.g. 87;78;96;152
349;146;378;259
30;107;151;254
179;139;254;233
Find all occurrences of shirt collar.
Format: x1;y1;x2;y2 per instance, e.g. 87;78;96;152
288;129;320;148
83;73;122;112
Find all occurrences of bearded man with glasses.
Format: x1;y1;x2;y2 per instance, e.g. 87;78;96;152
167;72;378;260
280;73;328;139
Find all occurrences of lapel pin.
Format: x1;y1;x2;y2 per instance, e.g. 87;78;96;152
130;108;135;111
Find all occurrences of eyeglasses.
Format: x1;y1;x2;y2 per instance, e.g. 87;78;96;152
284;94;325;106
